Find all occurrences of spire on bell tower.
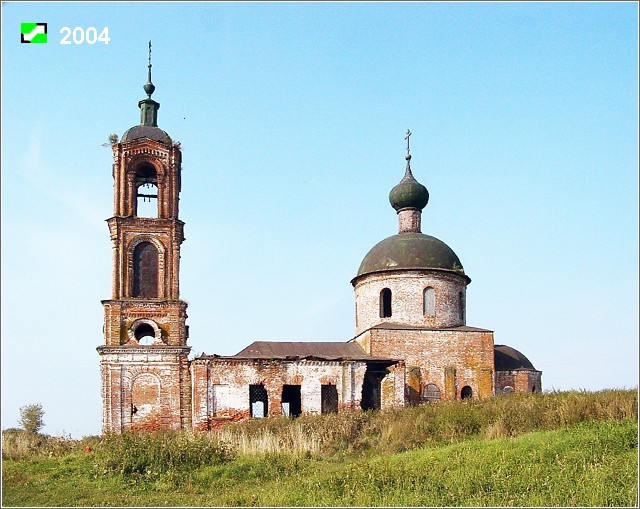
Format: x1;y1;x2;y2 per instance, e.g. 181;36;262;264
139;41;160;127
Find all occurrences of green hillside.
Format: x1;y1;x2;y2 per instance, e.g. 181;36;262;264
2;389;637;507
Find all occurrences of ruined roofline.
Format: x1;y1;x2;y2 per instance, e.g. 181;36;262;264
195;340;402;364
194;354;400;364
350;323;494;344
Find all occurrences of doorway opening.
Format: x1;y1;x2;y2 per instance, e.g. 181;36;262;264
281;385;301;417
361;363;389;411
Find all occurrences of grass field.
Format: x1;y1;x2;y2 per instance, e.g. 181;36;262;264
2;390;638;507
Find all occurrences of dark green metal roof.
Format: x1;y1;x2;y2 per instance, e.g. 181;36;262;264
121;125;171;144
389;168;429;211
354;233;465;280
494;344;539;371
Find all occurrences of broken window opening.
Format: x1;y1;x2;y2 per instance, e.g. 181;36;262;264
135;322;156;345
249;384;268;418
135;164;158;218
423;287;435;316
380;288;392;318
461;386;472;400
133;241;159;298
321;384;338;414
281;385;302;417
423;383;441;403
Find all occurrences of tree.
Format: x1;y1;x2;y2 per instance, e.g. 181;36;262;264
19;403;45;434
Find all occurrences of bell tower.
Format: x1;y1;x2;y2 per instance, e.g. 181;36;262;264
97;43;191;433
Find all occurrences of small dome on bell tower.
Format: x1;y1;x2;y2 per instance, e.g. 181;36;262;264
121;41;171;144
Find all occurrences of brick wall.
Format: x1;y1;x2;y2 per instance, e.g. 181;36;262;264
190;358;371;431
102;300;188;347
496;369;542;394
355;327;495;400
354;271;468;335
97;346;191;433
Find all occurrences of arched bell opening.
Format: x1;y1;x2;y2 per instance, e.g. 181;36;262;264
135;163;159;218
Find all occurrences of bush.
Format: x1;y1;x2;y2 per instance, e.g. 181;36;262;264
96;430;235;477
19;403;44;434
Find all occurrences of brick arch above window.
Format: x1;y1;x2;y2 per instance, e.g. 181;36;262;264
127;318;165;345
122;367;164;392
126;155;167;177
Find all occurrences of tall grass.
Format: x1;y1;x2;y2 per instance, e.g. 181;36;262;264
3;419;636;507
96;430;234;476
2;389;637;507
215;388;638;457
218;421;322;457
3;389;636;464
1;430;81;460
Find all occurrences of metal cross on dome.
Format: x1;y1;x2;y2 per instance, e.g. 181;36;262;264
405;129;412;157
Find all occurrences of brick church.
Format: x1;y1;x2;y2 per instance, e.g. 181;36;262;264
97;60;542;433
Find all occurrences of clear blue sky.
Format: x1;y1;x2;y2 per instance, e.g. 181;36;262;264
2;2;638;438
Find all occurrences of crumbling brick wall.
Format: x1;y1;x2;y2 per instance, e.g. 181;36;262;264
355;327;495;401
496;369;542;394
190;358;371;431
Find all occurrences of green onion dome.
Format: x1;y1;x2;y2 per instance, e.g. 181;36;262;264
389;157;429;211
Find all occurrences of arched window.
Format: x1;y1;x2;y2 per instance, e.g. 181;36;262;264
423;383;441;403
380;288;392;318
423;287;435;316
503;386;515;395
461;386;472;400
135;164;158;218
458;291;465;322
133;242;159;298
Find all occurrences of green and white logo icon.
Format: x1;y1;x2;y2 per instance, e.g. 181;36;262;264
21;23;47;43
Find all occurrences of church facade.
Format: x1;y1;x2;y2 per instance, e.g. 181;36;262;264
97;68;541;434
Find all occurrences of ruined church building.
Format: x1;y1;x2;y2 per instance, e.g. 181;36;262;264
98;57;541;433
